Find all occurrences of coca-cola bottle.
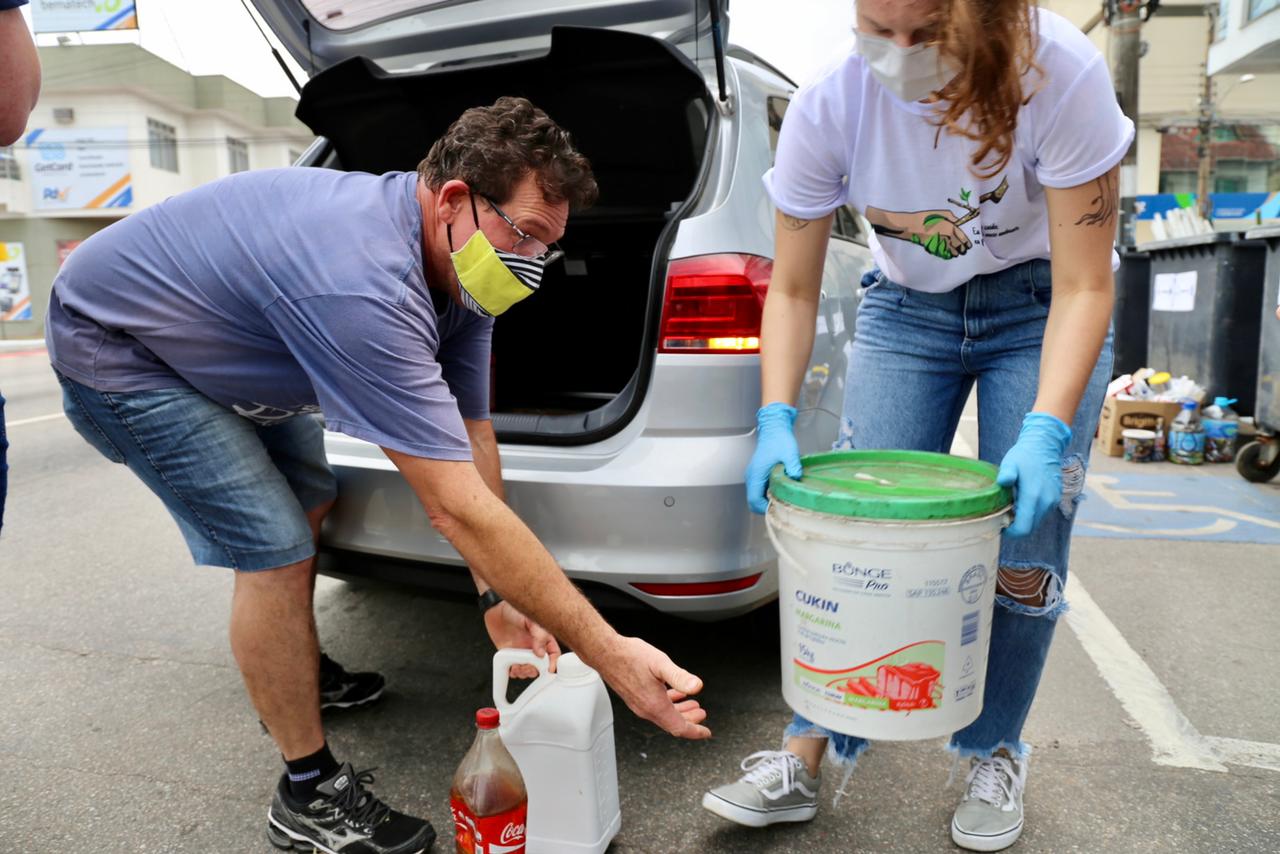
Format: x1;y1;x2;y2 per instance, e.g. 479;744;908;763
450;708;527;854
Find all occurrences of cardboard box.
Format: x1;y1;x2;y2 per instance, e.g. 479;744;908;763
1097;398;1186;457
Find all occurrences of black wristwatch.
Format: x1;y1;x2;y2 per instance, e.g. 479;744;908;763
478;588;503;614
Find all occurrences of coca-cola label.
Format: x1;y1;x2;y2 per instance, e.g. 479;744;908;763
450;796;527;854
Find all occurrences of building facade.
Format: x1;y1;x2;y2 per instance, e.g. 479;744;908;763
1046;0;1280;240
1209;0;1280;76
0;44;313;337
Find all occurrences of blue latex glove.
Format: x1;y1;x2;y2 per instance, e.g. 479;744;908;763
746;402;803;514
996;412;1073;538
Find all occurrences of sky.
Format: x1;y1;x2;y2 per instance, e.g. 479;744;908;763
23;0;859;99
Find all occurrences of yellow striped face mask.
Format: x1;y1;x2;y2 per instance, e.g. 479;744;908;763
448;194;544;318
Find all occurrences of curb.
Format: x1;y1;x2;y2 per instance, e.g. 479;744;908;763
0;338;46;354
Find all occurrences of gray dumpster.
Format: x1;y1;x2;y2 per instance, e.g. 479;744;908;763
1142;232;1267;415
1112;248;1150;377
1236;226;1280;482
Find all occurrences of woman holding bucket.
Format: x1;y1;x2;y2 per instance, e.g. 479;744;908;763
702;0;1129;849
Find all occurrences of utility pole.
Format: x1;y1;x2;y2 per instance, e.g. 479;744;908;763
1195;5;1216;221
1106;0;1146;247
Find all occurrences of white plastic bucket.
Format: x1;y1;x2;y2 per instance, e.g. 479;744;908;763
767;498;1009;740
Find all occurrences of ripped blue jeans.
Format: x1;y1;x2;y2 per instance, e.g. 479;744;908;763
787;258;1113;770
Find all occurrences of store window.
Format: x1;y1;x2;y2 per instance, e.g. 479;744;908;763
147;118;178;172
227;137;249;173
1249;0;1278;21
0;147;19;181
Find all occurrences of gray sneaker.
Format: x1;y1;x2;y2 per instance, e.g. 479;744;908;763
951;754;1028;852
702;750;820;828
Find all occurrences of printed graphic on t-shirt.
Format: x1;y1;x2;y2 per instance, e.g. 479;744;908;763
865;175;1019;261
232;402;322;424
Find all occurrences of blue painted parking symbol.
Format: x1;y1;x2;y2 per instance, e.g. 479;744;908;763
1076;472;1280;543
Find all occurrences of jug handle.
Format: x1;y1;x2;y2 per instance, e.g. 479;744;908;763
492;649;554;719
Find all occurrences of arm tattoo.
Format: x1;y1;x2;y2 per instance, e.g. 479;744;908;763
781;214;813;231
1074;172;1117;228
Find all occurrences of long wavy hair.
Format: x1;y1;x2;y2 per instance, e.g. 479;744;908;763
929;0;1042;178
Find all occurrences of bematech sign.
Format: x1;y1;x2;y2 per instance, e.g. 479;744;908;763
25;127;132;211
30;0;138;33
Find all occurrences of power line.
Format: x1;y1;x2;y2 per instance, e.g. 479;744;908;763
152;0;191;75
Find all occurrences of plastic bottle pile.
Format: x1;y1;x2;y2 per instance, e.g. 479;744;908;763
1107;370;1249;467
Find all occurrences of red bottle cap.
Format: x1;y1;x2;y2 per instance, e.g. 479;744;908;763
476;707;500;729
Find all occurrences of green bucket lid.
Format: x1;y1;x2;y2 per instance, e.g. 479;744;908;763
769;450;1011;521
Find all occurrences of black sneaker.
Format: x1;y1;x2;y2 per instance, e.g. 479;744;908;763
320;653;386;711
266;763;435;854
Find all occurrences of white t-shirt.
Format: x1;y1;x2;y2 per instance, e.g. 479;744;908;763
764;8;1135;293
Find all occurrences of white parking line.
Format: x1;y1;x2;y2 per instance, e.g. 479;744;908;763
1065;574;1280;774
1064;574;1226;771
6;413;64;428
950;396;1277;772
818;386;1273;772
1080;518;1239;537
1204;736;1280;773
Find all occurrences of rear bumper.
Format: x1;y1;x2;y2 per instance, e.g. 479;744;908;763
320;427;779;620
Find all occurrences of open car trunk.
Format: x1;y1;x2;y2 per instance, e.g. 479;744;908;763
295;27;713;443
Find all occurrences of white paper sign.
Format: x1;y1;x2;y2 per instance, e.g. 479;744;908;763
26;126;132;211
0;243;32;321
1152;271;1197;312
31;0;137;33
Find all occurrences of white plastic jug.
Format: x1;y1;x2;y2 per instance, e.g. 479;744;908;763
492;650;621;854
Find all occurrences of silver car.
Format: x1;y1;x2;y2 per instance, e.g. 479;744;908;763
254;0;876;619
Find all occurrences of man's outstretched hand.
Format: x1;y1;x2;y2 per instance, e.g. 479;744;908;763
592;636;710;739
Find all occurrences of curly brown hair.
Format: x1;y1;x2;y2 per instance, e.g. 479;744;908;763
418;96;598;209
931;0;1041;178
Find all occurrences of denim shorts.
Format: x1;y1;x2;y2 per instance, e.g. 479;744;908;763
57;371;338;571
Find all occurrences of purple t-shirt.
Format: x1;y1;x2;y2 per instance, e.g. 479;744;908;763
46;168;492;460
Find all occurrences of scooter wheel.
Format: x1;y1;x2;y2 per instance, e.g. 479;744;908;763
1234;441;1280;483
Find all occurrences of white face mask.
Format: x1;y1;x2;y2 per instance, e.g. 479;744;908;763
855;30;959;103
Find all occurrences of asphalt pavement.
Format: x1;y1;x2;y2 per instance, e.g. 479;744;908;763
2;346;1277;853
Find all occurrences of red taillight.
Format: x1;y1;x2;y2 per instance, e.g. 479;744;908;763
630;573;763;597
658;254;772;354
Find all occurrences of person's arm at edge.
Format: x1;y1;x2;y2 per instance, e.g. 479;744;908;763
464;416;562;673
1036;164;1119;423
0;7;41;146
382;448;710;739
463;416;507;596
760;209;835;407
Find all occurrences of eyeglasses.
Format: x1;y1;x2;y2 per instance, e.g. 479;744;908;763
481;195;564;265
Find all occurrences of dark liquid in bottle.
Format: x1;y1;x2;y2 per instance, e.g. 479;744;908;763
453;771;526;818
451;772;527;854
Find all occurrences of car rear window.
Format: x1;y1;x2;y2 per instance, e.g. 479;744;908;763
767;95;788;162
